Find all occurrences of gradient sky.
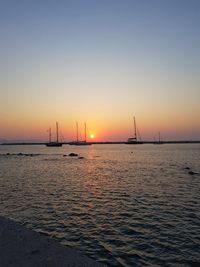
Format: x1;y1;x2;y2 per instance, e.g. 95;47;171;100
0;0;200;141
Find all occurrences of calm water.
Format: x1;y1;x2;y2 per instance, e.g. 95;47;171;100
0;144;200;266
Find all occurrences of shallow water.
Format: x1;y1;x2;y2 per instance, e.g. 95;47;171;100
0;144;200;266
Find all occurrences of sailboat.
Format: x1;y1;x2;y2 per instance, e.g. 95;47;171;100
125;116;143;144
154;132;164;144
46;122;62;147
69;122;92;146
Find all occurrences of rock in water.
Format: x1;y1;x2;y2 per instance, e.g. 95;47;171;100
68;153;78;157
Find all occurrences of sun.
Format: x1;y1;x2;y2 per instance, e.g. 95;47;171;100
90;134;95;139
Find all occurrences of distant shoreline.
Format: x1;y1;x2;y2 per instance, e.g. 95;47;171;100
1;141;200;145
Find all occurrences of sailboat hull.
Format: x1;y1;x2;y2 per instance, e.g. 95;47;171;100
153;141;164;145
125;141;143;144
46;142;62;147
69;141;91;146
125;137;143;144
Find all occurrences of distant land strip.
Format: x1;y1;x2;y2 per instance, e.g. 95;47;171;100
1;141;200;145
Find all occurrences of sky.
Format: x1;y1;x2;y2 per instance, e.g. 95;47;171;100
0;0;200;141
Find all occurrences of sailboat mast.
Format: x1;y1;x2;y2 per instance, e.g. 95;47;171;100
49;128;51;143
84;122;86;142
76;122;78;142
158;132;160;143
134;116;137;140
56;122;59;143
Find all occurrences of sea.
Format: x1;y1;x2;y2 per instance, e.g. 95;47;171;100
0;144;200;267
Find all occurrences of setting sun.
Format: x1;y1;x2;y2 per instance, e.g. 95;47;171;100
90;134;95;139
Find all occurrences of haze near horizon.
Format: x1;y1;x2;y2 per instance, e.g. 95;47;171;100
0;0;200;141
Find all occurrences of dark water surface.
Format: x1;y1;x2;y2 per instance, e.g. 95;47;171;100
0;144;200;266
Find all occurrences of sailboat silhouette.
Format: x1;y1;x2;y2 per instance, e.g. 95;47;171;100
154;132;164;144
69;122;92;146
46;122;62;147
125;116;143;144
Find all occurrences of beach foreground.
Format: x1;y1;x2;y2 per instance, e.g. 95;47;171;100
0;216;105;267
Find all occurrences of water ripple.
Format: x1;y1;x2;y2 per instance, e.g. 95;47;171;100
0;144;200;266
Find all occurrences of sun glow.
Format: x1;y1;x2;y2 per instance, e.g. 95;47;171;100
90;134;95;139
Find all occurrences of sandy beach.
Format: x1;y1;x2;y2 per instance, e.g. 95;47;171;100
0;216;105;267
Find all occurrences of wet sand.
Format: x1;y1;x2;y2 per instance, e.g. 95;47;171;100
0;216;105;267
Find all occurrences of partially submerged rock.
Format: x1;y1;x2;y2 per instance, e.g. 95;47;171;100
68;153;79;157
188;171;198;175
